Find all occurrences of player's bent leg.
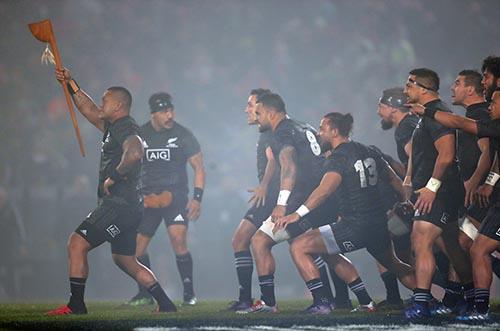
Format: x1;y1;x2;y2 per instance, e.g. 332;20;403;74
243;222;281;313
441;223;473;285
113;254;177;312
370;243;415;290
232;219;258;252
68;232;92;278
126;233;155;306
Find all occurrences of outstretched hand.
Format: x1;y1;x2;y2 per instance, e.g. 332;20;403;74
405;103;425;116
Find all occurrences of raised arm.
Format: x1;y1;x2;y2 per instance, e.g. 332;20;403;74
55;67;105;132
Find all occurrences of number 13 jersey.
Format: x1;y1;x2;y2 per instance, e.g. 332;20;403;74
324;141;388;226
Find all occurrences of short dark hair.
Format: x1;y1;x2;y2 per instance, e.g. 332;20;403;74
409;68;440;92
482;55;500;78
108;86;132;110
323;112;353;137
459;69;484;95
257;92;286;113
250;88;271;100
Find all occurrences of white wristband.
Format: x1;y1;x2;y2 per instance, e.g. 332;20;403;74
277;190;291;206
425;177;442;193
296;205;310;217
486;172;500;186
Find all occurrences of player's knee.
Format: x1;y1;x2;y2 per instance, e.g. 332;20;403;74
251;232;270;253
458;232;473;252
232;231;251;251
67;232;88;255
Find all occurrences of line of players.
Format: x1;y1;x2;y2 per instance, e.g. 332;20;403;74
227;55;500;322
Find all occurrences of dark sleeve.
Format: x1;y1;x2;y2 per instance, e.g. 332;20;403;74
110;119;140;146
184;130;201;158
274;124;295;153
324;153;348;177
426;117;455;142
477;119;500;139
395;120;415;148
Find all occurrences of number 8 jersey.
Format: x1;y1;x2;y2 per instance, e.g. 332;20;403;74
270;118;324;194
324;141;389;226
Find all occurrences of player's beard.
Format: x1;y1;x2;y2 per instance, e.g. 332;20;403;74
380;119;393;130
320;140;332;152
485;80;498;102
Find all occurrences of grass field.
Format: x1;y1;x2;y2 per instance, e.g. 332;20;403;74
1;300;500;331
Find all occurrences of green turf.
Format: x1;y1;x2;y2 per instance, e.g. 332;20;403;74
0;300;499;330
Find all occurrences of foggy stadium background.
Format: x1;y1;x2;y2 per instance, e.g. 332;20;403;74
1;0;500;303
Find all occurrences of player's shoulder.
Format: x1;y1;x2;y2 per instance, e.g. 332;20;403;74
172;121;197;138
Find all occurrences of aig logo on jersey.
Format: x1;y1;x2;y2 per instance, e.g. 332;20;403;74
147;149;171;161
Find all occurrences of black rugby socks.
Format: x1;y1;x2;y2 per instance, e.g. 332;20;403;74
68;277;87;313
314;256;335;304
234;250;253;303
176;252;194;298
148;282;177;312
380;271;402;303
258;274;276;307
348;277;372;305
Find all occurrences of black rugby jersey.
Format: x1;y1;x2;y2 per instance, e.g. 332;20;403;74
324;141;389;226
411;99;461;192
256;130;280;187
458;102;490;181
394;114;418;166
98;116;141;201
270;118;323;193
140;121;200;195
369;145;400;211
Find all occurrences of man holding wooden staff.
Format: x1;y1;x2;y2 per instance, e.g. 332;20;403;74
46;68;177;315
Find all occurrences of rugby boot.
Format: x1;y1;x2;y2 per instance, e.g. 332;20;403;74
182;294;198;306
303;301;332;315
351;301;376;313
236;299;278;314
377;298;404;311
225;300;253;312
456;309;491;322
125;293;155;306
405;302;431;321
46;304;87;315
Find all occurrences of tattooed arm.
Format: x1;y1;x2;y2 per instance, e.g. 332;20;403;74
103;135;144;195
55;67;105;132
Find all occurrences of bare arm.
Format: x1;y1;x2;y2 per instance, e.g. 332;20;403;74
274;172;341;231
261;147;276;189
410;104;478;135
279;145;297;192
270;145;297;220
186;151;205;221
414;134;455;214
302;172;342;210
116;135;144;174
464;137;491;206
103;135;144;195
385;160;406;202
55;67;105;131
403;140;413;199
248;146;276;207
188;152;206;191
431;134;455;181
